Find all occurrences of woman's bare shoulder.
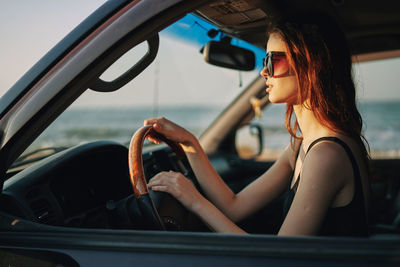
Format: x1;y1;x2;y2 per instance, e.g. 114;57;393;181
301;140;353;187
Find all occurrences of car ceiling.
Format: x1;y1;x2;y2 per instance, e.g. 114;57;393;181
195;0;400;60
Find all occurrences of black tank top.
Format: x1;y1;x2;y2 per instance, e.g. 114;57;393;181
282;137;369;237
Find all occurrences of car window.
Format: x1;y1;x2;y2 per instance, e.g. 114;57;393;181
19;14;264;160
355;57;400;158
241;57;400;161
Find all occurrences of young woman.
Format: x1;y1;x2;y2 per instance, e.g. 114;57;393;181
145;14;370;236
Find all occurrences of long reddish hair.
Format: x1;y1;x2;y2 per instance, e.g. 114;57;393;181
268;14;370;163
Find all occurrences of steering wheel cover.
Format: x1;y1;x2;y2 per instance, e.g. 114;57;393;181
128;125;152;196
128;125;184;230
128;125;185;196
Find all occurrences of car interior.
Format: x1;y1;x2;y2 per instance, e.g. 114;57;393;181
0;0;400;242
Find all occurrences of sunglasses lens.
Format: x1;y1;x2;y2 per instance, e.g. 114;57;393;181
263;52;290;78
263;56;272;77
272;54;289;77
267;56;273;77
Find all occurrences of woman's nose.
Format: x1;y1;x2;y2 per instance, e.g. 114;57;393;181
260;67;268;79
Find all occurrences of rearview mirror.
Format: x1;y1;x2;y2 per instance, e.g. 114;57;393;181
203;41;255;71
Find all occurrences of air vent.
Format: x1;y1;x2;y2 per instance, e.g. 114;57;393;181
26;188;57;225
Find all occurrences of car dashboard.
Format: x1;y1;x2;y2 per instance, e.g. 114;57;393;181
0;141;196;230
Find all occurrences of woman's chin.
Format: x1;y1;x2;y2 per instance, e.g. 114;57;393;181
268;94;283;103
268;94;296;104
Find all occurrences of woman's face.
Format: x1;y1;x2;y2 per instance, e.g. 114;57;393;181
260;33;298;104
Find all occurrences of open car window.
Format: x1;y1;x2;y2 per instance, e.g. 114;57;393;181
236;56;400;161
15;14;264;168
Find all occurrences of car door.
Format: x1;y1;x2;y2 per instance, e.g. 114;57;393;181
1;1;400;266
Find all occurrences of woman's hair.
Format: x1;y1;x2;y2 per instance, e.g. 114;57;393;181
268;14;370;163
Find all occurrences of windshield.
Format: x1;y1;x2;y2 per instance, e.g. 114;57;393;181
15;13;264;164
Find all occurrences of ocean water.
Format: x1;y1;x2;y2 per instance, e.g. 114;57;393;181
257;101;400;157
28;102;400;157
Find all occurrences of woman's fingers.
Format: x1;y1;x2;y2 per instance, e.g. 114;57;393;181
143;117;197;153
148;171;178;187
146;136;162;144
144;117;167;129
148;172;177;197
144;117;161;126
147;171;199;210
143;117;170;144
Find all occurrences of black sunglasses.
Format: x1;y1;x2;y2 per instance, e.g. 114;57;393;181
263;51;291;78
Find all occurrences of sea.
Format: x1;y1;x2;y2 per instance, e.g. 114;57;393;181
28;101;400;158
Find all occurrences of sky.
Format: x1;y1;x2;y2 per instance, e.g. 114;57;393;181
0;0;106;96
1;0;400;105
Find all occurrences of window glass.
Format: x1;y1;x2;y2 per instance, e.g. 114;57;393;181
355;58;400;158
249;57;400;161
21;14;264;158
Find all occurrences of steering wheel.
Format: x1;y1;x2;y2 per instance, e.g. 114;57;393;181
128;125;185;230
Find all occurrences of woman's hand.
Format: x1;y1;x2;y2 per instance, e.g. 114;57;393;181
147;171;204;212
144;117;195;147
148;170;247;234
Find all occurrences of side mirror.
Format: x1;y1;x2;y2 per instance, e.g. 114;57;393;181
203;41;255;71
235;124;263;159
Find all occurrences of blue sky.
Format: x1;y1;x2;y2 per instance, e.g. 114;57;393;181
1;0;399;104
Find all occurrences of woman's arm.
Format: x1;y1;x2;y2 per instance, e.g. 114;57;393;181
145;117;294;222
278;141;352;236
185;138;294;222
